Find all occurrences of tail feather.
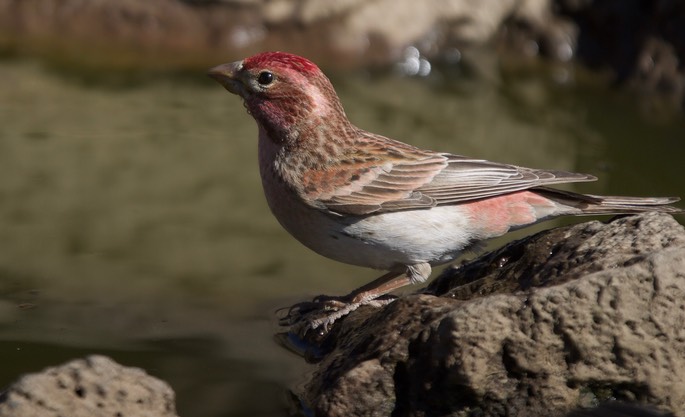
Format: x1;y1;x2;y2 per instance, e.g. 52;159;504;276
535;187;683;215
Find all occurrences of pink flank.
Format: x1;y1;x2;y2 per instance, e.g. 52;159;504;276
462;191;559;237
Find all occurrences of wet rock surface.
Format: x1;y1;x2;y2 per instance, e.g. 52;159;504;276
288;213;685;416
0;355;178;417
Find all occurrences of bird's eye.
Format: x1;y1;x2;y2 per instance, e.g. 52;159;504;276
257;71;274;86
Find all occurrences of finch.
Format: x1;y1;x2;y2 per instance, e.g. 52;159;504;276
209;52;681;329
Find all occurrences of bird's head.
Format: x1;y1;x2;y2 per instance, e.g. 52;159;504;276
209;52;350;144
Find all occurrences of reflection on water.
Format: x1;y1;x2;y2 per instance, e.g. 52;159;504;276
0;57;683;416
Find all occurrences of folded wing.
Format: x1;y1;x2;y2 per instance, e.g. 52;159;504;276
302;135;596;216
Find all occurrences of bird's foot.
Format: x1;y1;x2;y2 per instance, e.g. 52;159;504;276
280;294;396;335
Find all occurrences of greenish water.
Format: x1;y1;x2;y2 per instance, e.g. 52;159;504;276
0;58;683;416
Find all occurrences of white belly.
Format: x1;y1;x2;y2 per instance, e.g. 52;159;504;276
260;168;476;271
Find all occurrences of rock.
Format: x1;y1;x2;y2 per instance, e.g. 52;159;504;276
1;0;684;109
0;0;555;69
289;213;685;417
553;0;685;108
566;402;675;417
0;355;178;417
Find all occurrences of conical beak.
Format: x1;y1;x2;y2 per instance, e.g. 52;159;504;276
208;61;243;95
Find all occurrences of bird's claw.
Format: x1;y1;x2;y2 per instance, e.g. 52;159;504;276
279;294;398;336
311;294;349;308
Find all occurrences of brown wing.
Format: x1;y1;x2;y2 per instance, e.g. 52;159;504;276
301;134;596;216
414;154;596;204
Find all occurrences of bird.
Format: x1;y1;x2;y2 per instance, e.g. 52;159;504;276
208;51;682;330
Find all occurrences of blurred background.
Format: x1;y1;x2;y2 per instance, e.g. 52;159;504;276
0;1;684;416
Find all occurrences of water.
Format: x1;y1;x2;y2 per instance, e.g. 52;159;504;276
0;57;683;416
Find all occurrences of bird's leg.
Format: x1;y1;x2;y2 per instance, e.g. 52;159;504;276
348;263;432;304
311;262;431;306
298;263;432;331
351;271;407;301
310;270;406;308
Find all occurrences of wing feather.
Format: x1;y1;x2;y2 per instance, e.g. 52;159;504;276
300;135;596;216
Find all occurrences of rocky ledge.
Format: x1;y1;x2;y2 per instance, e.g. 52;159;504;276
286;212;685;417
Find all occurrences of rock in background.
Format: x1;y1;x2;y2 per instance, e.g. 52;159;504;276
288;213;685;416
0;0;683;107
0;355;179;417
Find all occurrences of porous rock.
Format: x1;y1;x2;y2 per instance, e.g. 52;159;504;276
294;212;685;417
0;355;178;417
